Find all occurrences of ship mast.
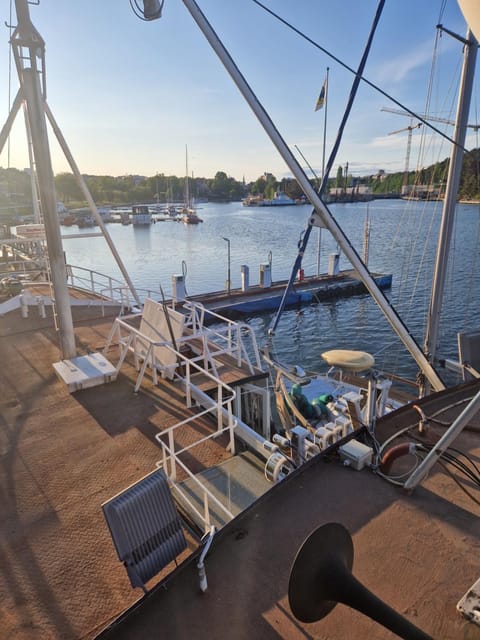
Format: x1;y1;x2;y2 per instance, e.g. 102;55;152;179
3;0;143;359
11;0;76;358
422;26;478;394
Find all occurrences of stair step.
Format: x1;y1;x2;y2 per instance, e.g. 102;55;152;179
174;450;271;530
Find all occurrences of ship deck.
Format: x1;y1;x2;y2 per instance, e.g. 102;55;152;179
1;307;480;640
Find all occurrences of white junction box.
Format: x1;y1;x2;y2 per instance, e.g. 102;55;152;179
339;440;373;471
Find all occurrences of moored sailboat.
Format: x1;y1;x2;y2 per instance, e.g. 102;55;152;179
181;145;203;224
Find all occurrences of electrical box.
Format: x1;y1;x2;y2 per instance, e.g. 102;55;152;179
172;274;185;301
259;262;272;288
241;264;250;291
339;440;373;471
328;253;340;276
290;425;309;465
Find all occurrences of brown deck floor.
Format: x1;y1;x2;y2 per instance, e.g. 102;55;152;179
98;384;480;640
2;307;480;639
0;309;233;640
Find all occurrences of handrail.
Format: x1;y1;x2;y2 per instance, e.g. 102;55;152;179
183;300;263;370
156;440;236;533
105;310;240;531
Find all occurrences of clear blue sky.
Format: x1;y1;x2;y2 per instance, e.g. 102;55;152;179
0;0;476;182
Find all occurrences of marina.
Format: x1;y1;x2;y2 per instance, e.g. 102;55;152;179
2;1;480;640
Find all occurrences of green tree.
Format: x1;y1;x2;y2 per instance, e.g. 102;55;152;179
336;165;343;188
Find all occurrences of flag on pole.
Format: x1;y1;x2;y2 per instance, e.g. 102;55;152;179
314;77;327;111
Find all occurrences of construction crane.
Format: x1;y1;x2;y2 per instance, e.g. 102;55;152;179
388;120;422;191
381;106;480;131
383;106;480;195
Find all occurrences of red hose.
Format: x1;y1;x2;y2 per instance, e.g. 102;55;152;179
380;443;413;474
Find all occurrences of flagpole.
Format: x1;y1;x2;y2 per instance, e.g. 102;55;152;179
322;67;329;177
317;67;329;275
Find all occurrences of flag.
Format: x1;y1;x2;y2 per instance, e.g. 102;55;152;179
314;77;327;112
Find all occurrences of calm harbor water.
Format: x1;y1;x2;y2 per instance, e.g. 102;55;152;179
62;199;480;382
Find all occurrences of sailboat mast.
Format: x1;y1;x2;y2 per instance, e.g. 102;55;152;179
181;0;445;392
185;144;190;207
423;27;478;391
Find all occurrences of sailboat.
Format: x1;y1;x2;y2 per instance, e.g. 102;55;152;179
181;145;203;224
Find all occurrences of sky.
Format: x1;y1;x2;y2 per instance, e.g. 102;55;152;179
0;0;477;183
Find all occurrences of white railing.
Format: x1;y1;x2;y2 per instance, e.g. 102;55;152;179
104;304;252;531
65;265;156;314
156;443;236;534
155;396;238;532
183;301;263;372
66;264;126;303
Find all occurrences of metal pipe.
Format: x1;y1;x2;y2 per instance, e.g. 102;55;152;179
0;89;23;156
423;28;478;390
21;67;76;358
222;237;231;294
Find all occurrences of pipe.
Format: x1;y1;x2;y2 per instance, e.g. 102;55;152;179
197;526;215;593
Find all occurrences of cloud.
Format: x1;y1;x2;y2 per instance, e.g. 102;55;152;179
374;41;435;84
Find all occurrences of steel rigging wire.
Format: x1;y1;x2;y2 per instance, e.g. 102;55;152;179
250;0;464;151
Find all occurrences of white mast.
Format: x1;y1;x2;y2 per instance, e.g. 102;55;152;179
185;144;190;208
11;0;76;358
422;26;478;393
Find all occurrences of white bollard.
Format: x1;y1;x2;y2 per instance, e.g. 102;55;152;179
20;291;29;318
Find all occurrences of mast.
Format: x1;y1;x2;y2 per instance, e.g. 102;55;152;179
180;0;445;392
422;27;478;393
185;144;190;208
11;0;76;358
4;1;142;317
317;66;329;275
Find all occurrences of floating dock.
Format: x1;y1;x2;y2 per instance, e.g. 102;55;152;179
180;269;392;317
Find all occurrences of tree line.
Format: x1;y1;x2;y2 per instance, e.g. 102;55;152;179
1;149;480;221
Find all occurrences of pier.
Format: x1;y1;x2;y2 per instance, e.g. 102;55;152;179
179;269;392;318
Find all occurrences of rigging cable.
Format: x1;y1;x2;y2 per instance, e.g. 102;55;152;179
462;98;480;330
268;0;386;337
387;27;463;374
377;425;480;505
250;0;463;150
7;0;13;168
